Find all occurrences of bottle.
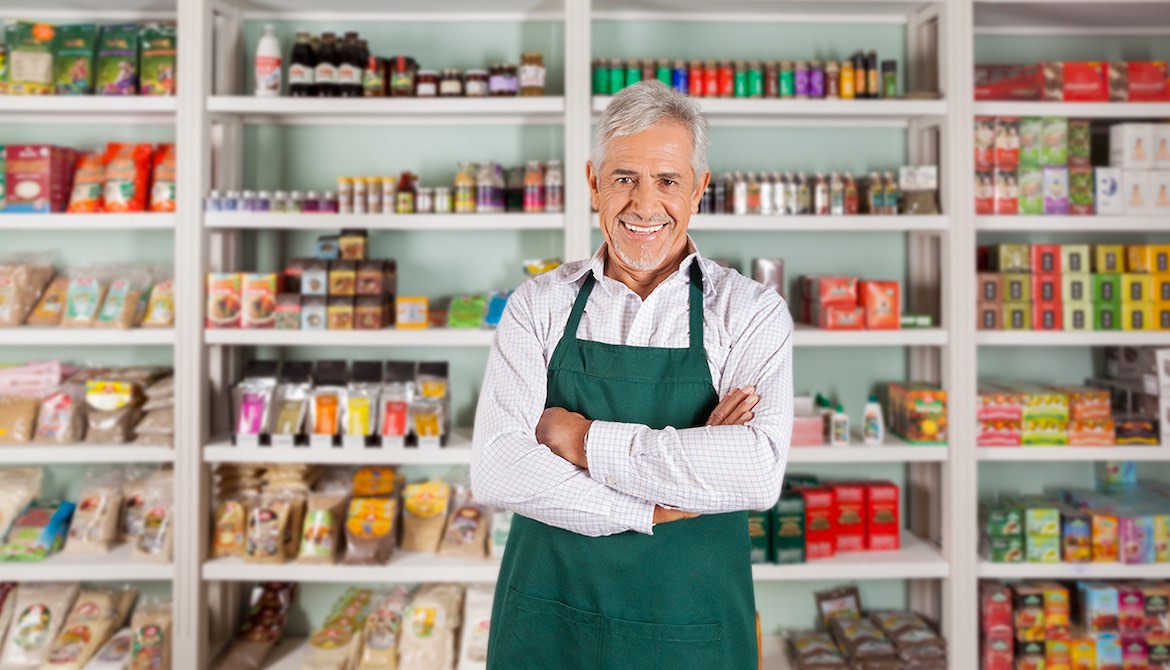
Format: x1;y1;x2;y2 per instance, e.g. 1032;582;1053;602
288;30;316;97
759;173;774;216
524;160;545;213
506;165;526;213
840;60;855;100
254;24;282;96
544;160;564;213
862;395;885;446
746;172;761;214
314;32;340;97
732;172;748;215
830;404;850;446
454;162;476;214
337;32;364;97
867;51;880;100
395;171;416;214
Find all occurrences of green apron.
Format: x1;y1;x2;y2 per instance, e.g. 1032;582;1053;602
487;263;757;670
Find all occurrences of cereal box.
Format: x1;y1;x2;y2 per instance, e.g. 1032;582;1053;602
827;482;865;553
864;481;900;551
795;486;835;560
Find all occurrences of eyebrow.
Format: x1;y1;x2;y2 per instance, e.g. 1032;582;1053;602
609;168;683;180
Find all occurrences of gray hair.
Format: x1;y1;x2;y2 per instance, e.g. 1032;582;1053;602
591;80;710;178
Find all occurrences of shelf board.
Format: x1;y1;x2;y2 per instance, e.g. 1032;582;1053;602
792;324;947;347
977;331;1170;346
0;95;176;123
0;445;174;465
979;445;1170;461
1;544;174;582
976;215;1170;232
205;212;564;231
789;441;948;464
979;559;1170;580
753;533;948;580
233;0;561;20
205;431;473;465
593;213;948;232
973;101;1170;118
204;328;495;347
0;214;176;231
593;0;921;23
208;96;565;125
593;96;946;126
0;328;175;346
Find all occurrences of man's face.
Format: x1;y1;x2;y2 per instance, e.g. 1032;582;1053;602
588;121;710;274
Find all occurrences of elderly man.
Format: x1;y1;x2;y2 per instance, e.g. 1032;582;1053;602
472;80;793;669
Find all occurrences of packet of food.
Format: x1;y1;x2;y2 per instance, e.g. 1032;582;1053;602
140;275;174;328
64;467;124;554
83;627;133;670
84;378;141;444
439;483;489;560
25;276;69;327
101;143;152;212
0;499;76;561
344;496;397;565
297;493;347;564
401;480;451;553
95;24;139;95
62;267;112;328
245;492;293;564
66;151;106;213
0;467;43;538
119;466;156;542
148;143;176;211
0;252;55;327
128;596;172;670
357;586;413;670
52;23;97;94
5;21;55;95
0;582;80;668
94;266;152;330
43;586;127;669
211;493;251;559
0;394;42;444
138;23;176;97
133;479;173;562
33;385;85;444
233;361;279;447
212;583;297;670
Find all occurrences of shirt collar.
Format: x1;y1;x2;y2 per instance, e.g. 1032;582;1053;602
553;237;717;298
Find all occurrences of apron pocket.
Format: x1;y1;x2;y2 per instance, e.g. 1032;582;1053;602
492;586;603;669
601;616;724;669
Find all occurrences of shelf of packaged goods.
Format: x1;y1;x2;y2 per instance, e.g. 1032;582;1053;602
792;324;947;347
0;328;175;347
203;551;502;584
754;533;948;580
204;212;564;231
973;101;1170;119
207;95;565;125
0;95;176;123
976;331;1170;346
592;96;946;126
1;544;174;582
592;213;948;232
203;328;495;348
0;445;174;465
0;214;176;231
204;431;474;465
978;560;1170;580
975;216;1170;232
978;445;1170;462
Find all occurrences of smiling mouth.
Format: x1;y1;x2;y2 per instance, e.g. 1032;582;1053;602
620;221;669;235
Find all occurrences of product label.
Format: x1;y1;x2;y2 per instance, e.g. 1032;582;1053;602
255;55;282;93
288;63;314;84
465;79;488;96
416;81;437;96
346;499;392;539
66;276;102;321
345;397;371;435
519;65;545;89
315;63;337;84
406;606;443;638
131;624;165;668
298;509;337;557
337;63;363;85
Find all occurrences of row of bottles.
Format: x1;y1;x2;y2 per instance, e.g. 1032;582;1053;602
256;25;372;97
700;171;901;216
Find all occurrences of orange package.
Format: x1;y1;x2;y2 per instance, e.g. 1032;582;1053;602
101;142;153;212
149;143;176;212
66;151;106;213
860;280;901;329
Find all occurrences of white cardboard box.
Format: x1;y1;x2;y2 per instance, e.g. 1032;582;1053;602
1124;170;1155;214
1111;123;1156;169
1151;170;1170;213
1095;167;1124;214
1155;124;1170;169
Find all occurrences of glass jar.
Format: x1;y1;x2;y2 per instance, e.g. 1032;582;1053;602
389;55;417;97
321;191;339;214
465;69;489;97
519;52;546;96
433;186;453;213
271;191;287;213
256;190;272;212
544;160;563;213
439;69;463;97
415;70;439;97
303;190;321;213
454;161;477;213
396;172;416;214
287;191;304;213
380;177;398;215
490;64;518;96
416;187;434;213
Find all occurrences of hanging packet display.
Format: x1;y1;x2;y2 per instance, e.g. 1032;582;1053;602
52;24;97;94
5;21;55;95
148;144;176;212
95;24;139;95
67;152;107;213
138;23;176;96
101;143;152;213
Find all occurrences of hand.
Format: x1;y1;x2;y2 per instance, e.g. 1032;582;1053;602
654;505;700;525
706;386;759;426
536;407;593;469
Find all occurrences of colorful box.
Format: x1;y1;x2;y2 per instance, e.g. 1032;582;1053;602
1061;508;1092;562
978;419;1021;446
995;116;1020;167
1153;169;1170;213
1157;301;1170;330
1044;166;1070;214
1020;117;1044;167
1095;273;1122;304
1041;116;1069;166
1123;302;1154;331
1062;61;1109;102
1026;504;1061;537
809;275;858;306
1042;582;1071;640
1097;167;1125;214
1067;419;1116;446
1034;301;1062;331
1064;302;1092;331
1121;514;1156;564
827;482;865;553
1069;118;1093;166
983;535;1025;562
1097;245;1127;273
1155;515;1170;564
995;244;1032;272
395;296;429;329
795;486;835;560
1070;637;1096;669
1027;535;1061;563
1111;123;1156;169
994;168;1019;214
301;296;326;330
1125;169;1155;214
1122;638;1149;668
979;273;1005;303
982;581;1014;637
975;170;995;215
1062;386;1113;421
1063;273;1091;303
984;503;1024;536
886;383;947;446
1117;61;1170;102
976;116;996;169
748;509;769;563
1153;272;1170;300
1063;244;1091;274
817;305;865;330
1069;166;1095;215
240;273;280;329
1004;302;1032;330
1016;585;1047;641
1157;124;1170;169
1019;167;1044;214
1128;246;1157;274
1092;512;1121;562
1096;634;1123;668
1032;244;1063;274
982;639;1013;670
864;481;900;551
1035;272;1063;302
859;280;900;330
772;493;805;564
1096;303;1121;331
206;273;242;328
1117;585;1147;635
1023;417;1068;445
1005;273;1032;302
1124;273;1154;302
3;145;76;213
1081;582;1120;636
1141;583;1170;636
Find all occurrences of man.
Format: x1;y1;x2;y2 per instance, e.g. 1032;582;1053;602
472;80;793;669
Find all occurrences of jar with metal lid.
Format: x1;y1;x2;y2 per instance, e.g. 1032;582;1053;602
256;190;272;212
465;70;489;97
389;55;417;97
365;177;382;213
271;190;288;213
205;190;222;212
287;191;304;213
416;70;439;97
337;177;354;214
303;190;321;213
519;52;545;96
439;69;463;97
353;178;368;214
433;186;453;213
380;177;398;214
321;191;339;214
416;186;435;213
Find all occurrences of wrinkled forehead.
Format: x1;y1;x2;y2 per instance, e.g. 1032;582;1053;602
600;121;695;176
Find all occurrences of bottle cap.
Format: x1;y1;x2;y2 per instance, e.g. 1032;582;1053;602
836;404;845;412
869;394;879;402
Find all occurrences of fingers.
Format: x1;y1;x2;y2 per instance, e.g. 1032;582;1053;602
706;387;748;426
724;390;761;426
707;386;759;426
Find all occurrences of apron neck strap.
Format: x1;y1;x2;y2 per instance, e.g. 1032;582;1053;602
564;271;597;340
565;261;704;349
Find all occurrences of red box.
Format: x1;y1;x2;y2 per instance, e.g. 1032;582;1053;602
1033;272;1063;303
859;281;900;330
794;486;835;560
982;639;1014;670
799;299;813;325
5;145;77;213
1033;301;1063;331
976;171;995;214
978;246;992;272
1124;61;1170;102
979;273;1005;303
817;305;865;330
979;302;1003;330
810;276;858;306
975;63;1044;101
995;117;1020;168
1118;585;1146;636
1031;244;1062;274
1061;61;1109;102
994;169;1018;215
982;581;1014;636
864;481;900;551
827;482;866;553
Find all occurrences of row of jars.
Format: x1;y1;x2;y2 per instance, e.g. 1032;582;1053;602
332;161;565;215
701;171;904;216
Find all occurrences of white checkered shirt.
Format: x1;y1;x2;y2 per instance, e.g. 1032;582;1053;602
472;242;793;537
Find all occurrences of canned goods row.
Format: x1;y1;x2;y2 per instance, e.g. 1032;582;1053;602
204;190;341;213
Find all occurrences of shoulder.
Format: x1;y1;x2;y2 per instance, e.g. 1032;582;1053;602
507;260;588;319
699;258;793;340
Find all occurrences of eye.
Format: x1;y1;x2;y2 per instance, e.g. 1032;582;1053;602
615;177;634;185
660;179;677;187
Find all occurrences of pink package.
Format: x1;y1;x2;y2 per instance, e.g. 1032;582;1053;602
0;361;65;396
1121;636;1149;668
5;145;77;213
1121;515;1155;564
1117;585;1146;636
791;415;825;446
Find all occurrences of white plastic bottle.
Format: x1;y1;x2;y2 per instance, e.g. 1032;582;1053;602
829;404;850;447
254;24;282;96
862;395;885;446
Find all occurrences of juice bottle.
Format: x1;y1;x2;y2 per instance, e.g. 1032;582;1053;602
337;31;364;97
288;30;316;97
314;32;339;97
544;160;563;213
523;160;545;213
454;162;476;213
254;24;282;97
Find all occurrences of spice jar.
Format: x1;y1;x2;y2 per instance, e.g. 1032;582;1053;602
465;69;489;97
439;69;463;97
321;191;339;214
764;61;779;98
520;52;546;96
433;186;453;213
389;55;417;97
415;70;439;97
415;187;434;213
809;61;825;99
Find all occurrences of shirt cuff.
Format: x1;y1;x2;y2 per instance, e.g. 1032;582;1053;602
609;492;656;535
585;420;640;494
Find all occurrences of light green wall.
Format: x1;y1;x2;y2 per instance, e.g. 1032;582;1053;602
975;35;1170;64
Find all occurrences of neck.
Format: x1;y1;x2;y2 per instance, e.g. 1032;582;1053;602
604;244;690;300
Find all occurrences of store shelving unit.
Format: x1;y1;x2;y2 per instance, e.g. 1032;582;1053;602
978;560;1170;580
0;545;175;582
977;331;1170;346
978;445;1170;461
592;212;950;231
204;212;565;230
973;101;1170;118
0;445;175;465
0;214;177;230
975;215;1170;232
0;328;176;346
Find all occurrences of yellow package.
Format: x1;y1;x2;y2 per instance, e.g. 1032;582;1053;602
1127;244;1154;273
1122;273;1154;303
401;480;450;553
1123;302;1153;331
1094;244;1125;273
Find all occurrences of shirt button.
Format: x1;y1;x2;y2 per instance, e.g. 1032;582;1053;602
605;475;616;487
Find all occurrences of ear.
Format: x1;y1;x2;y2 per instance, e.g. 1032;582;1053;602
586;161;601;211
692;169;711;214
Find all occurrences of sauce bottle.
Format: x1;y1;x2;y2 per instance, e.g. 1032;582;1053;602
813;172;829;215
712;174;727;213
315;32;340;97
840;60;855;100
544;160;563;213
746;172;761;214
454;162;476;214
825;61;840;99
866;51;880;100
844;174;859;215
852;51;867;98
773;172;788;216
395;171;416;214
732;172;748;215
795;172;811;215
338;32;364;97
759;173;774;216
506;165;525;213
254;24;282;97
829;171;845;215
288;30;316;97
523;160;545;213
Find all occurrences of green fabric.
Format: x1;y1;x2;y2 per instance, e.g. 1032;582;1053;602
488;262;757;669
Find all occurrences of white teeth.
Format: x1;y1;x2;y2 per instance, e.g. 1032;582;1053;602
622;222;666;234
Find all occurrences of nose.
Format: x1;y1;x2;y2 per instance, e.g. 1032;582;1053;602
628;179;662;220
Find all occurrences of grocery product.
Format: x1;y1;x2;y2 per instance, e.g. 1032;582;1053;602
128;597;171;670
95;24;139;95
5;21;55;95
52;24;97;95
0;582;79;668
101;143;152;212
211;583;296;670
254;24;281;96
0;499;76;561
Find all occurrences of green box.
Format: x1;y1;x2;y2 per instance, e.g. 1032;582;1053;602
1025;505;1061;537
1019;117;1044;167
52;23;97;95
1094;274;1121;305
995;244;1031;272
1040;116;1069;166
772;493;805;564
1070;166;1094;214
1069;119;1092;165
1018;168;1044;215
982;505;1023;537
982;535;1024;562
748;509;770;564
1095;303;1120;331
1026;534;1061;563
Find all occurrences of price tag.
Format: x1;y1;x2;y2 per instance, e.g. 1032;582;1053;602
234;433;260;448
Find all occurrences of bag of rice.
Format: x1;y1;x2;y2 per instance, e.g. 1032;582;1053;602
0;582;79;669
0;396;41;444
400;480;450;554
64;468;123;554
147;144;175;213
398;584;463;670
356;586;412;670
100;144;151;213
132;479;172;563
127;597;171;670
33;386;86;444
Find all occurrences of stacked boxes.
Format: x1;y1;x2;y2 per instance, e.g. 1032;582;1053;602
1108;123;1170;217
763;476;900;564
977;382;1114;447
886;382;948;445
975;61;1170;102
797;275;902;330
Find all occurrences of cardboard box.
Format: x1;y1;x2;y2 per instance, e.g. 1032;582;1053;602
1034;301;1062;331
808;275;858;306
1153;169;1170;212
1128;245;1157;274
817;305;865;330
1042;116;1069;165
1015;585;1047;641
1062;273;1090;304
975;116;996;169
995;116;1020;168
975;170;995;214
979;302;1003;330
772;493;805;564
1122;61;1170;102
1156;123;1170;169
1020;117;1044;167
1096;634;1123;668
1062;61;1109;101
982;639;1014;670
1117;584;1146;635
1004;273;1031;302
795;486;835;560
1112;123;1157;168
1122;638;1149;668
1060;508;1092;561
982;535;1024;562
1062;244;1091;274
1092;512;1121;562
864;481;900;551
241;273;281;329
1018;167;1044;214
994;243;1032;272
301;295;326;330
206;273;242;328
1070;637;1096;669
1095;273;1122;304
827;482;865;553
975;63;1044;101
981;581;1014;637
859;280;900;330
1069;118;1093;166
1023;417;1068;445
1004;302;1031;330
1123;302;1154;331
994;168;1019;214
1069;166;1095;215
1141;583;1170;637
4;145;75;213
1044;166;1070;214
983;503;1024;536
979;273;1005;303
1096;244;1126;274
1061;386;1112;421
886;383;947;445
1154;272;1170;301
1125;169;1155;214
1123;273;1154;302
1155;300;1170;330
395;296;429;329
1121;514;1156;564
1041;582;1071;641
747;509;769;563
1032;244;1062;274
1096;167;1125;214
1081;582;1120;635
1156;514;1170;563
1034;272;1062;302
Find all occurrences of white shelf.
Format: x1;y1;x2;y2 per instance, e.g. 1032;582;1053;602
979;445;1170;461
205;431;473;465
0;95;175;123
792;324;947;347
973;101;1170;118
0;328;175;346
592;0;922;23
232;0;562;20
592;96;946;127
789;441;948;464
0;544;174;582
977;331;1170;346
976;215;1170;232
0;445;174;465
203;550;502;584
205;212;564;231
979;560;1170;580
593;213;948;232
0;214;176;231
208;96;565;125
753;533;948;580
204;328;495;347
